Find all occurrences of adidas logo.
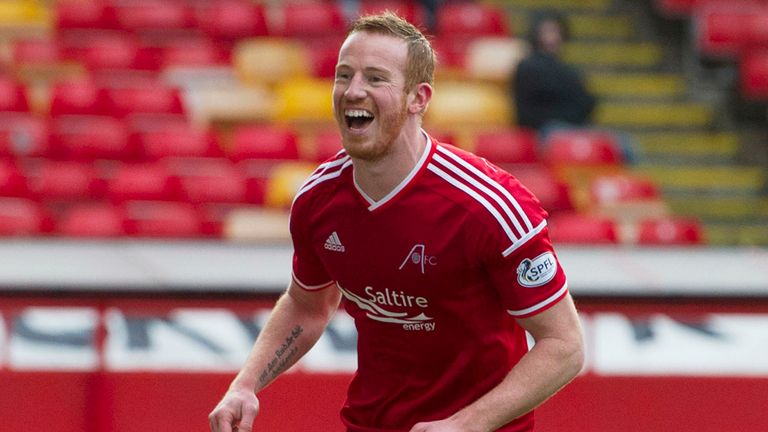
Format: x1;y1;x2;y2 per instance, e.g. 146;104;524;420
324;231;345;252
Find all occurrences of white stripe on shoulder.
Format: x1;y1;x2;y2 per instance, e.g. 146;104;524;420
507;282;568;317
503;220;547;257
427;163;519;244
433;153;527;237
294;157;352;202
436;145;534;231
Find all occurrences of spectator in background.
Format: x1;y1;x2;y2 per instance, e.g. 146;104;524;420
513;12;596;133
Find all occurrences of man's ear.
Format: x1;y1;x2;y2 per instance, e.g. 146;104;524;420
408;83;433;115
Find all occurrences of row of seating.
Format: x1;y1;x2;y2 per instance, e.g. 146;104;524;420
656;0;768;100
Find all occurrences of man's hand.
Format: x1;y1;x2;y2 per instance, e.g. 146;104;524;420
208;388;260;432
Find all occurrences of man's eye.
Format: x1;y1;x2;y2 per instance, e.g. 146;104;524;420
336;72;350;80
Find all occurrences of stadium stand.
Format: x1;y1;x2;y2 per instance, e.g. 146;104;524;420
0;0;762;247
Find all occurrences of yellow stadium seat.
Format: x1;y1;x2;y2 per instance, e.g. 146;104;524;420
233;38;310;86
273;78;335;128
264;161;317;208
425;81;512;133
223;207;290;242
464;37;530;84
184;83;276;126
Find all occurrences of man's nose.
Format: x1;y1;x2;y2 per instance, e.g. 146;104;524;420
344;74;366;99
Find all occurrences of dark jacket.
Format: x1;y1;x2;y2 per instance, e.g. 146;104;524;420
512;52;596;130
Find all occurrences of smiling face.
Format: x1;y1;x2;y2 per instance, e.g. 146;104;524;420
332;31;415;161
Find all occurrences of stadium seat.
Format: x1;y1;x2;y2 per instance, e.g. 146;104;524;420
431;36;472;70
310;129;343;162
184;84;276;125
54;0;116;29
547;212;619;244
157;37;229;69
543;129;624;166
425;81;511;132
123;200;203;238
464;37;529;83
165;158;248;204
233;38;310;86
263;161;317;208
303;36;345;78
654;0;702;18
358;1;427;28
112;1;193;32
695;2;760;60
0;113;49;158
49;79;106;116
274;2;346;38
510;165;573;213
435;3;510;37
223;207;290;241
62;31;157;71
0;77;30;112
56;202;127;238
135;123;221;160
0;197;52;236
273;78;335;127
25;160;104;201
0;160;28;197
229;124;300;162
474;128;538;164
194;0;269;40
239;160;272;205
102;84;185;118
587;173;668;221
740;49;768;100
637;217;704;245
106;162;177;202
50;115;136;160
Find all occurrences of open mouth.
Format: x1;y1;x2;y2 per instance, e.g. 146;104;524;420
344;109;374;131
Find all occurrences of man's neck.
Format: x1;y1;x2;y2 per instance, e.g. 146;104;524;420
352;128;427;202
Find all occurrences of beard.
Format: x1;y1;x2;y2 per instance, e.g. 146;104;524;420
340;99;408;161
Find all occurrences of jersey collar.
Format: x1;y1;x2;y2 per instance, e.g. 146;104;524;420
354;130;434;212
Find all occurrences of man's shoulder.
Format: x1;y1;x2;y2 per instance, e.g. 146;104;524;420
292;152;352;210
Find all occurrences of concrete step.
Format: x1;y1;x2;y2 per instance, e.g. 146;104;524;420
665;196;768;221
493;0;612;12
511;13;635;40
587;72;686;99
705;222;768;246
634;165;766;193
563;42;664;68
631;131;740;159
594;102;714;129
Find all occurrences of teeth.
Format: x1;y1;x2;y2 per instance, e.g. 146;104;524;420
345;109;373;118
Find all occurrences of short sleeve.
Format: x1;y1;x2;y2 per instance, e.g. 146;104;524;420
289;198;334;291
485;226;568;319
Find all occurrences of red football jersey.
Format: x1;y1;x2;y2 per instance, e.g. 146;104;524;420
290;134;568;432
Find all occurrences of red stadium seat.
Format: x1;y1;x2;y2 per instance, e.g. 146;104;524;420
157;37;229;68
106;162;177;202
654;0;703;18
56;202;127;238
123;200;203;238
49;79;106;116
195;0;269;40
102;84;185;118
239;160;271;205
436;3;509;37
589;174;660;206
359;1;427;28
12;38;65;64
474;128;538;164
25;160;104;201
311;129;344;162
430;36;473;69
0;198;52;236
695;2;761;60
0;77;30;112
0;161;28;197
304;36;345;78
276;2;345;38
50;115;136;160
134;123;221;160
166;158;248;204
0;113;50;158
511;165;573;213
112;1;194;32
543;129;624;166
229;125;300;161
62;31;157;71
54;0;116;29
548;212;619;244
740;49;768;100
637;217;704;245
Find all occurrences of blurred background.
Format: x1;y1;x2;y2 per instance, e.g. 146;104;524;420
0;0;767;431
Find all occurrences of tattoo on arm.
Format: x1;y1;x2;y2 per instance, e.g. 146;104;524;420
258;325;305;387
